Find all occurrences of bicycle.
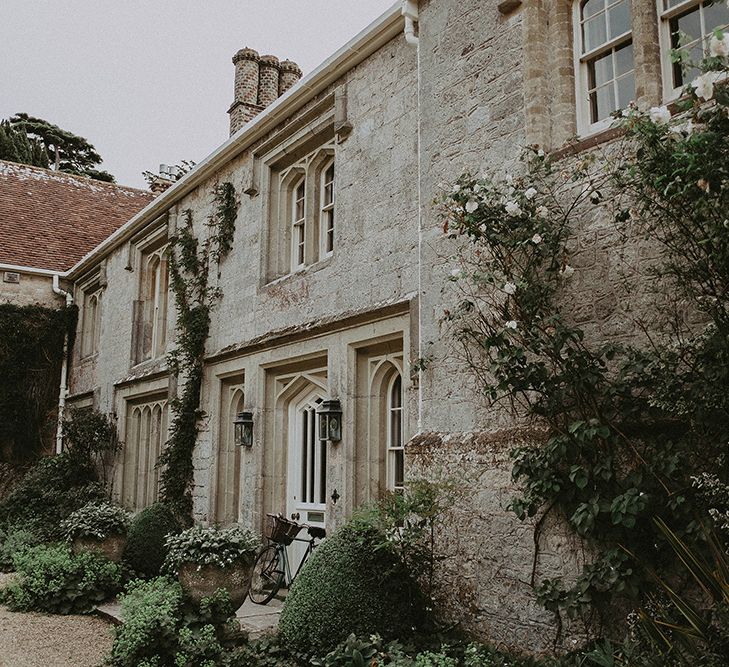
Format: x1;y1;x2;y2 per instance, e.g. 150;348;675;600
249;513;326;605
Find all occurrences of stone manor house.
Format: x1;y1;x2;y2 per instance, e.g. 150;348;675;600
31;0;729;652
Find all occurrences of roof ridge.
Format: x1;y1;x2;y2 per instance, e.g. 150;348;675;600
0;158;153;196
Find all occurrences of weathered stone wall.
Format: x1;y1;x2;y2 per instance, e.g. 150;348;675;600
0;272;66;308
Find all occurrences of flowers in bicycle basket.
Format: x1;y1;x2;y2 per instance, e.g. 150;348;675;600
163;525;260;572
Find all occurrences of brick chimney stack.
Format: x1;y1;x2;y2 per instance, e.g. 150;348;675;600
228;48;302;136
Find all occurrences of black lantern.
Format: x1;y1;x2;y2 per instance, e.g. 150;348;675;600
233;411;254;447
317;400;342;442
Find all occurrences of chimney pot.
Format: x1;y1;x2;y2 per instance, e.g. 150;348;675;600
279;59;303;96
257;55;281;108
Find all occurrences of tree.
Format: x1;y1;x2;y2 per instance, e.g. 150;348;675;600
7;113;114;182
0;120;49;168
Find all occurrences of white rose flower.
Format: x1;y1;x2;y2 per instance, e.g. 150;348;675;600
537;148;545;158
560;264;575;279
531;233;543;244
479;223;488;233
503;282;517;295
525;187;538;200
505;320;518;330
692;71;720;101
505;201;522;216
649;105;671;125
451;184;461;193
537;206;549;219
710;33;729;58
465;198;479;213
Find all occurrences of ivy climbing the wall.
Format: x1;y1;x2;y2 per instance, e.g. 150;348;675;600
441;44;729;657
0;304;77;462
159;182;239;524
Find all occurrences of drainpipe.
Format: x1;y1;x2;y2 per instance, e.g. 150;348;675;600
402;0;419;46
402;0;423;431
52;274;73;454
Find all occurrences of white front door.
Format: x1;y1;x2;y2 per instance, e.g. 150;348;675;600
287;390;327;573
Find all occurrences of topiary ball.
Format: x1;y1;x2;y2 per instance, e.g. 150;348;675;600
278;522;423;654
123;503;181;578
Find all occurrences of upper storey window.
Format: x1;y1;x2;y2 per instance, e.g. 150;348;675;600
80;285;102;358
660;0;729;95
320;161;335;258
576;0;635;133
132;238;169;365
292;178;306;270
269;142;336;280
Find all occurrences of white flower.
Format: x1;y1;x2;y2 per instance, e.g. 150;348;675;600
505;320;518;330
560;264;575;279
710;33;729;58
451;184;461;193
450;268;462;279
465;198;479;213
649;105;671;125
537;148;545;158
537;206;549;219
479;223;488;233
692;71;721;101
525;187;538;200
503;282;517;295
531;233;543;244
505;201;522;216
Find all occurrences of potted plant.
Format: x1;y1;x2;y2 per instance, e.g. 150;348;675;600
163;525;259;609
62;500;130;562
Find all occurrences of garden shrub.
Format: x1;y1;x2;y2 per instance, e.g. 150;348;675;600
1;543;120;613
62;500;130;541
108;577;184;667
163;524;259;572
108;577;238;667
123;502;181;578
0;452;104;540
279;522;424;653
0;525;41;571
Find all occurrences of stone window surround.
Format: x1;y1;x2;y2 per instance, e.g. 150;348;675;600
258;107;337;284
114;377;170;511
77;272;103;360
524;0;663;150
129;225;170;367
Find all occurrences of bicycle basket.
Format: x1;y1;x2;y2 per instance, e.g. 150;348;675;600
267;515;302;545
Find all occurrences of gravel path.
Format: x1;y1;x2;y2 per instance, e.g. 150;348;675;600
0;573;114;667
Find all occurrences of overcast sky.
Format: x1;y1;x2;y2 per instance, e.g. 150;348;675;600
1;1;396;189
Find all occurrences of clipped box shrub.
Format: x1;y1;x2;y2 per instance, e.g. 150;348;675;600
279;523;423;654
123;502;181;578
1;543;121;614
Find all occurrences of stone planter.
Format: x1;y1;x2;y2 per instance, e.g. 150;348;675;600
177;560;254;609
71;534;126;563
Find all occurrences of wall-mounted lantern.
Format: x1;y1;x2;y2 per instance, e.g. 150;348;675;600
233;411;254;447
318;400;342;443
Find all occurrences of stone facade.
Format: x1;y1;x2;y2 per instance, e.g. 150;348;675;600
61;0;691;653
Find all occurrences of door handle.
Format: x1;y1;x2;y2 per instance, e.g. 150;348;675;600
291;512;300;521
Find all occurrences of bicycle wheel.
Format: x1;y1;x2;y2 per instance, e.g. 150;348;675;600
249;544;284;605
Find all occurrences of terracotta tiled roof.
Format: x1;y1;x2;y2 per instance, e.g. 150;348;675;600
0;160;154;272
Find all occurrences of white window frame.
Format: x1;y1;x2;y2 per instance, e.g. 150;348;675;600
573;0;635;136
659;0;729;101
386;372;404;494
291;177;306;271
319;159;335;259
